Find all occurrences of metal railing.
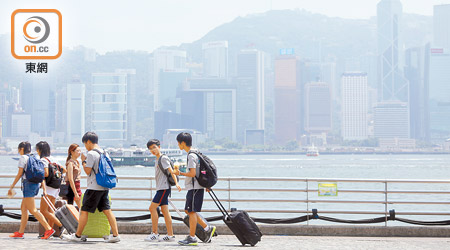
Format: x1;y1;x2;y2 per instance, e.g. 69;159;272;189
2;174;450;226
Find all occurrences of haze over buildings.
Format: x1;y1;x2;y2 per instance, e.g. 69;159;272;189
0;0;449;150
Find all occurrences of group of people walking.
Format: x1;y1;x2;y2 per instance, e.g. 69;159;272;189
7;131;215;246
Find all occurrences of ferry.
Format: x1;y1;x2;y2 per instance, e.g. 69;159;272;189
306;145;319;157
107;145;184;167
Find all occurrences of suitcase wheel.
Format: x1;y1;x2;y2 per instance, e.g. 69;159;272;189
81;236;87;242
213;231;218;237
103;236;109;240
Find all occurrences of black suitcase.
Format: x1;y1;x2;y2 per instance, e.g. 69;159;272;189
209;190;262;246
168;200;217;242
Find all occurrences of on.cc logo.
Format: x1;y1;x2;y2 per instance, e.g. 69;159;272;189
11;9;62;60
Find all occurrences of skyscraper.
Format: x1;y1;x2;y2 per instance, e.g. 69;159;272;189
341;72;368;140
434;4;450;50
304;82;332;134
115;69;137;143
274;55;302;145
67;77;86;144
405;45;430;141
236;49;265;144
202;41;228;78
374;102;410;139
180;78;236;141
152;49;188;112
91;72;128;146
11;113;31;137
377;0;408;102
21;77;56;137
429;48;450;139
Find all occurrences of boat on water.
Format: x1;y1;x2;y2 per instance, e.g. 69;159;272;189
306;145;319;157
108;146;184;167
11;146;184;167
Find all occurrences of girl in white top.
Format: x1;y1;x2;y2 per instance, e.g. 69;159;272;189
36;141;64;233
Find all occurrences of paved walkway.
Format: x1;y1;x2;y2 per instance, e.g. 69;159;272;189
1;233;450;249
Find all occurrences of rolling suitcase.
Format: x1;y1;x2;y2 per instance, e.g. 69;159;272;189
42;195;79;235
168;199;217;242
80;193;111;240
39;198;67;237
209;190;262;246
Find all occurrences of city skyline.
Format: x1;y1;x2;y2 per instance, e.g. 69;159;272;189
0;1;449;150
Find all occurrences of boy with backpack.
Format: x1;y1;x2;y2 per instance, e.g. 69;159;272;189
145;139;181;242
174;132;216;246
7;142;56;239
67;132;120;243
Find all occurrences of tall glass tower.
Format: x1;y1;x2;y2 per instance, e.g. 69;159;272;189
377;0;408;102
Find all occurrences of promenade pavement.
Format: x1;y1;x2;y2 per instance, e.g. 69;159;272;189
1;233;450;249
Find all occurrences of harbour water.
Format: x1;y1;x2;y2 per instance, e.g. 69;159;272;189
1;154;450;225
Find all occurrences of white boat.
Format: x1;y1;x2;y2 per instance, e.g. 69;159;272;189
306;145;319;157
107;145;183;167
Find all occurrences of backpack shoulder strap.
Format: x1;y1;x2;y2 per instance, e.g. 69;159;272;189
44;157;52;164
89;148;103;175
187;150;201;188
92;148;102;155
158;154;170;177
23;154;32;174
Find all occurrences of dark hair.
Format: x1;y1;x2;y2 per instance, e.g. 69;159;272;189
82;132;98;144
176;132;192;147
18;141;31;154
147;139;160;148
35;141;51;158
67;143;79;163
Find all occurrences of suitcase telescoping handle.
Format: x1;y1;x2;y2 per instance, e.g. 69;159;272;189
208;189;230;218
168;199;185;218
41;194;57;213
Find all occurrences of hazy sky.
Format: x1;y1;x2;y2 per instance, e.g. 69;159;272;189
1;0;449;53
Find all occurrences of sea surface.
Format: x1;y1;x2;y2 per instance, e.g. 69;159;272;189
1;154;450;226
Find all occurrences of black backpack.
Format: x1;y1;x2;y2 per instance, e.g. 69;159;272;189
189;150;217;189
44;157;64;189
157;154;179;186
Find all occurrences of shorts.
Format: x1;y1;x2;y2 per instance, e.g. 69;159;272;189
185;189;204;213
152;189;171;206
22;180;40;198
67;181;82;205
46;186;60;198
81;189;110;213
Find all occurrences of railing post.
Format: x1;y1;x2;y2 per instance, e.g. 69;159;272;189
306;179;309;226
228;178;231;211
150;179;153;198
384;181;388;227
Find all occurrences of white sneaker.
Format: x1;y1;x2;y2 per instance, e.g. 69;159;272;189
66;234;82;242
105;235;120;243
144;233;159;242
159;235;175;242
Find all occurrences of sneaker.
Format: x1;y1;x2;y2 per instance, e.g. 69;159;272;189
65;233;82;242
144;232;159;242
204;226;216;243
9;232;24;239
159;235;175;242
178;236;198;246
105;235;120;243
41;229;56;240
